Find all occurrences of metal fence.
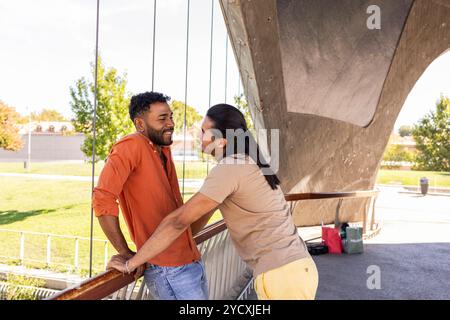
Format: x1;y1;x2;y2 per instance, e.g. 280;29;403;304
49;221;254;300
0;282;59;300
0;228;132;272
106;229;252;300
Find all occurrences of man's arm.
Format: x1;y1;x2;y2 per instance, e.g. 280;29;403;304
98;216;134;256
117;192;219;273
93;138;140;253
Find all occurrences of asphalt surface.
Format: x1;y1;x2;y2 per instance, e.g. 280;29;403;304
314;186;450;300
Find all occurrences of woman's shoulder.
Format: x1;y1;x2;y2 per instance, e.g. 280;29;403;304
209;154;259;182
219;153;257;166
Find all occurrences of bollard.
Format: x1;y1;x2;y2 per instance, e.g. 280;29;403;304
420;177;429;196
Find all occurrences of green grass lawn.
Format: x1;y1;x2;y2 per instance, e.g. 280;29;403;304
0;161;210;179
1;161;449;187
0;161;106;177
0;175;221;276
0;176;128;275
376;170;450;187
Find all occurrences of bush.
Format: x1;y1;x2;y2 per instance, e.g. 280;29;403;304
4;274;46;300
382;144;415;169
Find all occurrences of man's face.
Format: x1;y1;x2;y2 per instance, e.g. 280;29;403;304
135;102;174;146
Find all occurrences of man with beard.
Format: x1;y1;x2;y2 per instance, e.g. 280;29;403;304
93;92;211;300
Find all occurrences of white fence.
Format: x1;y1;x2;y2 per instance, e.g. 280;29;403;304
0;229;132;272
0;282;59;300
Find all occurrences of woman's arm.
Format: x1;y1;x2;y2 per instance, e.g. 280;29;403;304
190;210;215;236
107;192;219;273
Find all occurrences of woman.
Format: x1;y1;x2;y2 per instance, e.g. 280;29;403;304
107;104;319;300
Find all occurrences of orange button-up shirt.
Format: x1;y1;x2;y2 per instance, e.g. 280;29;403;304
93;132;200;266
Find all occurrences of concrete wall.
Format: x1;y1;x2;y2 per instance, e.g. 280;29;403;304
220;0;450;226
0;134;86;162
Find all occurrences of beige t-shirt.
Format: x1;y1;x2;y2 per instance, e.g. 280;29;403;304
198;154;309;276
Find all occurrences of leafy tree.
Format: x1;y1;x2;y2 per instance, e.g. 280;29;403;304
70;57;134;161
170;100;202;133
398;125;413;137
412;95;450;171
0;100;23;151
31;109;67;122
234;94;254;130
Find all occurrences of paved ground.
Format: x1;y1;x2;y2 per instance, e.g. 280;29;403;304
245;186;450;300
314;186;450;300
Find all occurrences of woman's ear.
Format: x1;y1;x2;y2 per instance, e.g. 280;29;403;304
217;138;227;148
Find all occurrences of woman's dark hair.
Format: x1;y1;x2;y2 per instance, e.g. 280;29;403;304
206;104;281;190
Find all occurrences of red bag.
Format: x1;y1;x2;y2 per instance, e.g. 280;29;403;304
322;227;343;254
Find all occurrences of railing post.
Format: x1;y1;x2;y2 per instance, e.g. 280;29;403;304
104;241;108;270
370;196;377;231
20;232;25;265
363;198;368;234
74;238;79;271
334;198;343;228
46;235;52;266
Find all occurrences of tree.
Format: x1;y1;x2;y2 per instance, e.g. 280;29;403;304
31;109;67;122
170;100;202;134
412;95;450;171
0;100;23;151
234;94;254;130
70;57;134;161
398;125;413;137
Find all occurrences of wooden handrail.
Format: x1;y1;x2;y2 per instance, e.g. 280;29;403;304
49;220;226;300
284;190;378;202
49;191;378;300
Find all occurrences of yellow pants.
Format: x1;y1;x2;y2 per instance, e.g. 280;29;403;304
254;257;319;300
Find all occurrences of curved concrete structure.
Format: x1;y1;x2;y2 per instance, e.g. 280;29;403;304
220;0;450;226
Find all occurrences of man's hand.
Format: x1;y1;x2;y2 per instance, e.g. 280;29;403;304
107;254;128;273
108;252;146;280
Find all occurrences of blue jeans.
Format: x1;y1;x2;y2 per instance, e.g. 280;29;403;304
143;260;209;300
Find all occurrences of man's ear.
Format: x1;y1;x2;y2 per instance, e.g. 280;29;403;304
134;117;145;132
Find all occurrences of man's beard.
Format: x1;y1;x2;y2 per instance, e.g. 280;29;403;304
145;127;174;146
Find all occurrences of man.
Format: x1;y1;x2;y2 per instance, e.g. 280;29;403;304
93;91;212;300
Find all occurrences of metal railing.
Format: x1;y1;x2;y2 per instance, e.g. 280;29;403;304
0;228;133;272
0;282;59;300
285;190;380;236
49;220;252;300
46;189;379;300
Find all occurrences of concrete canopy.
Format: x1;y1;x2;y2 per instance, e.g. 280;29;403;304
220;0;450;227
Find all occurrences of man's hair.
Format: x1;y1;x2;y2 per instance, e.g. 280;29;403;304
129;91;171;120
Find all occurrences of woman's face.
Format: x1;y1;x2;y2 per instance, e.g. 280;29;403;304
200;116;226;156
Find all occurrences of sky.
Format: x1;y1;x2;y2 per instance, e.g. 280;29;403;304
1;0;449;131
0;0;240;119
